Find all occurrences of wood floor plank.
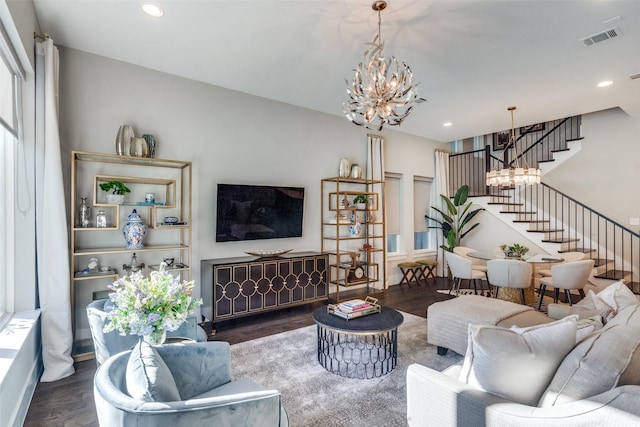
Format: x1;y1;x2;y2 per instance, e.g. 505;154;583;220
24;279;452;426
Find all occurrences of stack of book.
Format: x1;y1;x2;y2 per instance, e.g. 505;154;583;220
328;297;380;320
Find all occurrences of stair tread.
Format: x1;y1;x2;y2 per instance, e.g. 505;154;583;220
538;159;555;164
594;270;629;281
527;228;564;233
557;248;596;254
513;220;549;223
488;202;522;206
551;148;570;153
542;238;580;243
627;282;639;294
566;137;585;142
500;210;536;214
591;258;609;268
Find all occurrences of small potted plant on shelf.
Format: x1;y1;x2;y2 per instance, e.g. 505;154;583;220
353;194;368;210
100;180;131;205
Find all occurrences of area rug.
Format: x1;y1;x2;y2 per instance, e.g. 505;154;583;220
436;288;492;297
230;312;463;427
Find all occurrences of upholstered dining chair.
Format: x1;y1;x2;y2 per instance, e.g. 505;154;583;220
453;246;488;273
444;250;487;296
87;298;208;365
537;251;587;278
94;341;289;427
486;259;532;305
537;259;595;310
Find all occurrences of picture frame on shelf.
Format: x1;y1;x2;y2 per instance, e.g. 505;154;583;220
520;122;545;134
492;131;510;151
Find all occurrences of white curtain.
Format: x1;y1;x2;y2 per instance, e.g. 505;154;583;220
366;134;385;288
35;39;75;382
431;150;450;276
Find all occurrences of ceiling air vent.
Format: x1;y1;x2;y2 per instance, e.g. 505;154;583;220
580;27;622;46
630;73;640;81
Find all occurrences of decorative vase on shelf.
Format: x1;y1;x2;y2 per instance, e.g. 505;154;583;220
123;209;146;249
96;210;107;228
115;125;135;156
350;164;362;179
349;214;361;237
78;197;90;228
366;209;376;223
131;137;149;157
143;329;166;346
339;157;350;178
143;134;156;158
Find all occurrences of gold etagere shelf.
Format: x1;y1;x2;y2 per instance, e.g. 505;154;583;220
70;150;192;361
321;176;386;303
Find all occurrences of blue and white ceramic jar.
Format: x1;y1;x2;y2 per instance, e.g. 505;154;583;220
123;209;146;249
349;214;361;237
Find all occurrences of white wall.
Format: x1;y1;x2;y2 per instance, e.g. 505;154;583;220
57;47;444;319
544;108;640;228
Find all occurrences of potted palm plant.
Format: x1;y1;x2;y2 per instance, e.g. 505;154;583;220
425;184;483;252
100;180;130;205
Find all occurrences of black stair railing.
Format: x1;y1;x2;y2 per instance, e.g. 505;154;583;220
447;114;639;292
449;115;582;196
495;183;639;292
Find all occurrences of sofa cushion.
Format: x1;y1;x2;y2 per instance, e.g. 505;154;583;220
597;280;639;314
458;316;577;406
539;304;640;407
567;290;613;322
126;340;181;402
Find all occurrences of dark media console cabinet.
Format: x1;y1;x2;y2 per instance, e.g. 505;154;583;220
201;252;328;327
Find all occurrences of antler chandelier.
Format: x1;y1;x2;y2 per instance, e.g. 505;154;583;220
343;1;419;131
486;106;541;187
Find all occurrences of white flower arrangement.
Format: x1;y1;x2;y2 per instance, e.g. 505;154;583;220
103;263;202;342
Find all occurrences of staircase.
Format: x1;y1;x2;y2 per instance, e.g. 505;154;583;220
448;115;640;293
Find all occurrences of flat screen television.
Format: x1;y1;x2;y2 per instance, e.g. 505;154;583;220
215;183;305;242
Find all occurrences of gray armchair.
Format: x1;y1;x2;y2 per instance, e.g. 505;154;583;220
94;341;289;426
87;298;208;365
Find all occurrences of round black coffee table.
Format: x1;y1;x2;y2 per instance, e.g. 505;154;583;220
312;305;404;379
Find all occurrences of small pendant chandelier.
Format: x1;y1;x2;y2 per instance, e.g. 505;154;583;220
343;1;419;131
486;106;541;187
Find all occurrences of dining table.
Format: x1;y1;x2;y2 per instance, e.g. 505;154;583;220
467;251;564;305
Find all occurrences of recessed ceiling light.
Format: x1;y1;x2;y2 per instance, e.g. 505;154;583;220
443;122;452;127
142;4;164;18
597;80;613;88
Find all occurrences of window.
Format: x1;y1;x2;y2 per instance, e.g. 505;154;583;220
0;126;9;315
0;26;22;317
385;172;401;253
413;176;432;250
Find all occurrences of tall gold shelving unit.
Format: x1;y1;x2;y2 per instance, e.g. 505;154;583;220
321;176;386;302
70;151;192;361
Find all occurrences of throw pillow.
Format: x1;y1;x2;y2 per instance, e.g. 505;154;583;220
597;280;639;314
458;316;577;406
575;316;603;342
539;304;640;407
568;290;613;323
126;340;181;402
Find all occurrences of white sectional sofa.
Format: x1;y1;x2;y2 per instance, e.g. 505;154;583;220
407;281;640;426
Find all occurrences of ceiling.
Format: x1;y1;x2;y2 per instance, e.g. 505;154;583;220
31;0;640;142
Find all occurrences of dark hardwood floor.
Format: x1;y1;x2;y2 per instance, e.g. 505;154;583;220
24;278;452;427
